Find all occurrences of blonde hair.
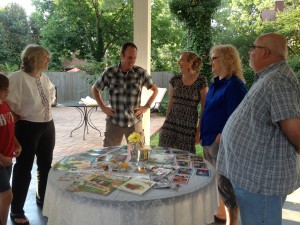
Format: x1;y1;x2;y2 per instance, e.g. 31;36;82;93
210;44;245;83
182;51;203;71
21;44;51;73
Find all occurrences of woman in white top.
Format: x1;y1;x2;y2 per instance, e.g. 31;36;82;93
7;44;56;225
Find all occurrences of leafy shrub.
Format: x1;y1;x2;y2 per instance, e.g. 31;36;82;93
288;55;300;81
0;63;19;74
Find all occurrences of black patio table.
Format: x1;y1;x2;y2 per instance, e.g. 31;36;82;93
59;101;101;140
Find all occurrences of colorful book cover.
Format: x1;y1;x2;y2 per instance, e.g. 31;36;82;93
78;180;115;195
53;156;93;170
77;173;131;195
118;178;156;195
58;171;91;181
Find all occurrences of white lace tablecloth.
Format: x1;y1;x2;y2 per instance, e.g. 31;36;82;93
43;160;218;225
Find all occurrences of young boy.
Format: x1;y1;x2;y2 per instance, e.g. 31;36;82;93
0;73;21;225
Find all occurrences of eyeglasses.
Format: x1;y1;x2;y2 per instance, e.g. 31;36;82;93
249;44;270;52
210;56;220;62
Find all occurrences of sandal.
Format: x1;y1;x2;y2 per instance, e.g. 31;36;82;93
10;213;30;225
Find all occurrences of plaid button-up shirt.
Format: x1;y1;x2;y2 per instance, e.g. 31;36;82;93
217;60;300;196
94;64;154;127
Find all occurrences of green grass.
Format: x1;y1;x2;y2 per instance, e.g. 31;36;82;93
150;132;204;157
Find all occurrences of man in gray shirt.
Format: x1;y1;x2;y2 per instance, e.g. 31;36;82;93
217;33;300;225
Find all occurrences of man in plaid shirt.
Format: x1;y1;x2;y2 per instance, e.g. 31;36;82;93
217;33;300;225
92;42;158;147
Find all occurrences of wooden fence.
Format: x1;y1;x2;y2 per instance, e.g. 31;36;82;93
46;71;174;103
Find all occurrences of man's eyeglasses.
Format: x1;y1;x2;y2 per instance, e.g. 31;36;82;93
249;44;271;52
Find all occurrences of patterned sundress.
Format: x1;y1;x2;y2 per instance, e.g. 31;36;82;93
159;74;208;153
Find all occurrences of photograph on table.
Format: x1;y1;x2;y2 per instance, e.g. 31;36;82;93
176;154;190;160
172;174;190;184
193;161;207;169
176;160;190;167
195;168;210;177
190;155;204;162
175;168;193;176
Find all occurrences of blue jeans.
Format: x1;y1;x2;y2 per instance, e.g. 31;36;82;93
232;183;286;225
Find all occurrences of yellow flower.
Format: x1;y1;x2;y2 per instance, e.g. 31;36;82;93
128;132;142;143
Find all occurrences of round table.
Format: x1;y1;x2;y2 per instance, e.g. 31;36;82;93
42;147;218;225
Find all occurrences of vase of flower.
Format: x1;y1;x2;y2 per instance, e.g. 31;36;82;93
128;132;142;163
130;143;138;162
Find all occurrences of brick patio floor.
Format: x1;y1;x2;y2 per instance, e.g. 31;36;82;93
7;106;300;225
52;105;164;162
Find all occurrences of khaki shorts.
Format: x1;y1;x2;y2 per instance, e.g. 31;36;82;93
203;140;219;167
103;119;145;147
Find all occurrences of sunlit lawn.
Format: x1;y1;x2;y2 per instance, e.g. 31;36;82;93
150;132;204;157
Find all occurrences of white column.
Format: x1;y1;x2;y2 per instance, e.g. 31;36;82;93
134;0;151;145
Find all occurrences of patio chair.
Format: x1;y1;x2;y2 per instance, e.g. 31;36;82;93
150;87;167;112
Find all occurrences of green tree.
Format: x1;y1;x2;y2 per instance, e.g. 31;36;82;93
32;0;133;70
151;0;185;72
275;8;300;55
212;0;275;62
169;0;222;79
212;0;300;87
31;0;187;73
0;3;31;70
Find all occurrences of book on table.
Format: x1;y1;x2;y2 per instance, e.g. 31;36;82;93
66;173;131;196
53;156;94;170
118;177;156;195
79;173;131;195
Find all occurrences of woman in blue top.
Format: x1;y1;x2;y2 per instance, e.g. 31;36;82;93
200;44;247;225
